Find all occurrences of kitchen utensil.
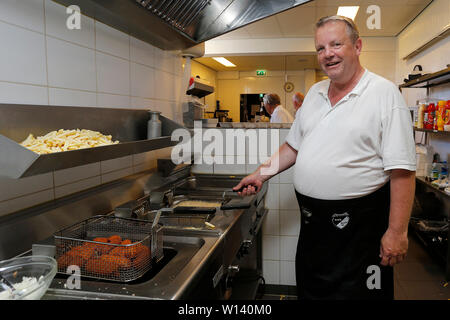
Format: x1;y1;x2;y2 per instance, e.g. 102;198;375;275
147;209;215;229
0;255;57;300
151;210;162;229
114;195;150;219
220;198;253;210
159;206;216;214
0;273;15;293
221;186;250;199
149;191;164;205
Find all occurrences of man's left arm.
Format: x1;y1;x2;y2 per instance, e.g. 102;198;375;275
380;169;416;266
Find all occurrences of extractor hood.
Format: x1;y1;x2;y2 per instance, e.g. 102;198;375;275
53;0;312;51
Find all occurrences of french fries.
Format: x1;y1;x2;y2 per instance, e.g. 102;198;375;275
20;129;119;154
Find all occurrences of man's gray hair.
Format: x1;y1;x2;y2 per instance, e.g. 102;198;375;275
315;15;360;44
263;93;280;106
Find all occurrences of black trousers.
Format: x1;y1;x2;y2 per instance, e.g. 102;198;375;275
295;183;394;300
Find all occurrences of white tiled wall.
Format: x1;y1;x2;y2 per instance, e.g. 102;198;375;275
264;129;300;286
196;128;301;286
0;0;181;217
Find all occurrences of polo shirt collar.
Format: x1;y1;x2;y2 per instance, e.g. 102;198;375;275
318;69;369;98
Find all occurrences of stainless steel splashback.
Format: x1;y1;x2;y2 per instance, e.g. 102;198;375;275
53;0;312;50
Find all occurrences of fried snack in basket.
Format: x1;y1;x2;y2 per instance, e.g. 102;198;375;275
91;237;112;255
85;254;131;276
121;239;132;245
108;235;122;244
85;258;105;275
58;245;96;270
109;239;136;257
109;246;126;257
132;245;151;270
101;254;130;269
124;242;148;259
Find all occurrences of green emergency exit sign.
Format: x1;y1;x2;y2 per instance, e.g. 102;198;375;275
256;70;266;76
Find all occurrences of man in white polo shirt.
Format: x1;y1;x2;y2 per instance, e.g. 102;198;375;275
234;15;416;300
263;93;294;123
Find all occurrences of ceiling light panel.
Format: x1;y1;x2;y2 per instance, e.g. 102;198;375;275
337;6;359;20
212;57;236;67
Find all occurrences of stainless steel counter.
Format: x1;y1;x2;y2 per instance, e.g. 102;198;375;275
4;169;267;300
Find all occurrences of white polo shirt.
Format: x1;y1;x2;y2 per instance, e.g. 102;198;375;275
270;105;294;123
285;69;416;200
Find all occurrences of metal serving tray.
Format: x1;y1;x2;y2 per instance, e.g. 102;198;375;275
0;104;186;179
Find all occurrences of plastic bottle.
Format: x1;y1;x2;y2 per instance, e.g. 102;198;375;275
439;161;448;180
423;103;429;128
424;103;435;130
417;103;425;129
444;100;450;131
437;111;444;131
147;111;162;139
431;162;440;181
436;101;445;130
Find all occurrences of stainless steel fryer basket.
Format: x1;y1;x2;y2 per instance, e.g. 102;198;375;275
54;215;163;282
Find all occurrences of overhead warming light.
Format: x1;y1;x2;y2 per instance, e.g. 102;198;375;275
337;6;359;20
212;57;236;67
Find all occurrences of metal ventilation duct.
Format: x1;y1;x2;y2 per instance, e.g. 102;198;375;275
53;0;312;50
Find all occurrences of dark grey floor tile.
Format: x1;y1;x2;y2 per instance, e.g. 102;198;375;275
399;280;450;300
394;262;446;282
404;238;436;264
394;279;409;300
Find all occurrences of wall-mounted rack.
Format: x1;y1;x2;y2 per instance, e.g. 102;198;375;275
0;104;186;179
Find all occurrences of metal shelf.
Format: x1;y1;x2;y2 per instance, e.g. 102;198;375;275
414;127;450;136
186;81;214;98
399;66;450;89
0;104;187;179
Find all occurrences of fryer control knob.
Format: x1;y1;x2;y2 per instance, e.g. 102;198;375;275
243;240;252;248
239;240;252;256
228;265;240;273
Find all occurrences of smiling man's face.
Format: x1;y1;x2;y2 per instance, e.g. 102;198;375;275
315;20;362;85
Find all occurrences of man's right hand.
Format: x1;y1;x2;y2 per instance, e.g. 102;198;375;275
233;173;264;196
232;142;298;196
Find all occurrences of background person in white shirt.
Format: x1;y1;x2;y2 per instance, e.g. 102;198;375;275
234;15;416;300
263;93;294;123
292;92;304;114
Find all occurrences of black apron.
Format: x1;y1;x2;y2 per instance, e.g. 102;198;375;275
295;182;394;300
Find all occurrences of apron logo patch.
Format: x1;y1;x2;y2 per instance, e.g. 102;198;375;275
300;207;313;224
301;207;312;218
331;212;350;229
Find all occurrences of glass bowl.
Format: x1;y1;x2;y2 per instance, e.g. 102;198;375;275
0;255;57;300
